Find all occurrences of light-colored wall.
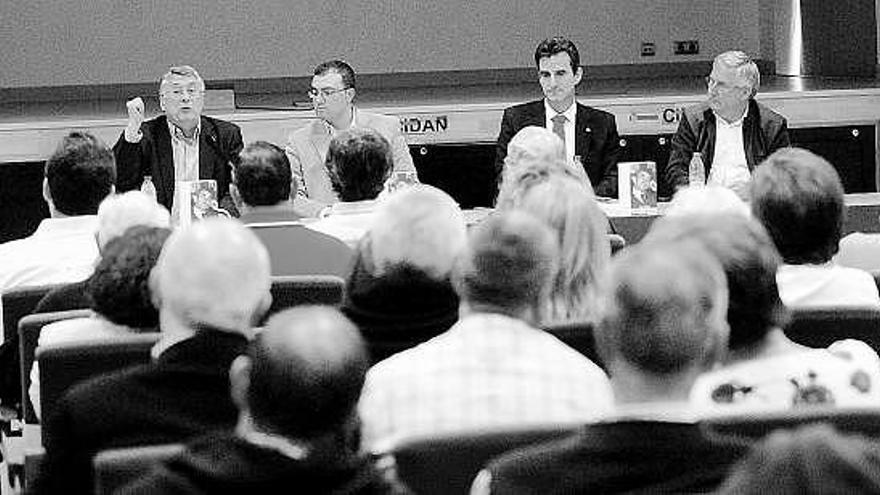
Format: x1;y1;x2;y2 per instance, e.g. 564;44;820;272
0;0;760;88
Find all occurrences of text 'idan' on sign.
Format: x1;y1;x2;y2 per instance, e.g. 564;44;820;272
400;115;449;135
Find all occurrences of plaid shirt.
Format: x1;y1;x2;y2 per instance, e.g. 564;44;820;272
359;312;613;450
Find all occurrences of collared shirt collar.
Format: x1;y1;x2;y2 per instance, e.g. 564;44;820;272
33;215;98;237
321;107;358;135
544;99;577;123
167;119;202;144
713;103;749;127
601;400;699;424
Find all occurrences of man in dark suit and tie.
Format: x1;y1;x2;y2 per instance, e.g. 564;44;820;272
496;37;622;198
114;65;243;216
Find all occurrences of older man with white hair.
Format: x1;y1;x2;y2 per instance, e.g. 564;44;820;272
666;50;790;196
343;185;468;361
34;218;272;495
501;126;592;192
114;65;243;214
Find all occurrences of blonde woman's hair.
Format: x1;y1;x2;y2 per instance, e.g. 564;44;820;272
497;165;610;323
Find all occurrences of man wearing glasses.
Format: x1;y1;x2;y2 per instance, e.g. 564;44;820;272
666;51;790;196
286;60;416;217
114;65;243;214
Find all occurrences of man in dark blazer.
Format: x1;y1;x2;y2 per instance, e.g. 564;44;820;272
496;37;622;198
33;219;272;495
118;307;406;494
114;65;243;215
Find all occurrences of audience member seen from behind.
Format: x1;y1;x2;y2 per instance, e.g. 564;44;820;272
359;211;612;450
120;306;407;494
33;218;272;495
475;241;745;494
502;126;592;191
286;59;416;217
307;128;394;247
496;164;610;325
664;184;751;219
718;424;880;494
751;147;880;308
343;185;467;362
29;225;171;419
35;190;170;314
233;141;353;277
643;213;880;413
0;131;115;303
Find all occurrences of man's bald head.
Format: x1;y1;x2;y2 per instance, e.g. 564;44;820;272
241;306;369;440
151;218;271;332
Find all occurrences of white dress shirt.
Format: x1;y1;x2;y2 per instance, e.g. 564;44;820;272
708;108;751;197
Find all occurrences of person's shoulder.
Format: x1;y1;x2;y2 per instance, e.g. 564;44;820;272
752;100;787;123
202;115;242;136
577;102;614;120
487;432;584;479
504;100;543;115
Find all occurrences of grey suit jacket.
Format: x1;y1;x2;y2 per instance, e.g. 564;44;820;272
285;109;416;216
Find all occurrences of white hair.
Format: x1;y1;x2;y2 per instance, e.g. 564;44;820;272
368;185;467;279
505;126;565;170
666;185;751;218
96;191;171;249
153;218;271;332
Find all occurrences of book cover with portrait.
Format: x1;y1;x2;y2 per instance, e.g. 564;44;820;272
174;179;230;226
617;161;658;215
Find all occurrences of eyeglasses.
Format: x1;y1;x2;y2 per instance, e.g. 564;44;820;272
705;76;745;92
163;88;204;99
308;87;350;99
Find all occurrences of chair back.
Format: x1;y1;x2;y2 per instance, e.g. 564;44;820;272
248;223;354;278
701;407;880;443
267;275;345;317
542;321;602;370
38;333;159;438
93;443;183;495
3;284;58;341
18;309;93;424
784;307;880;352
384;424;577;495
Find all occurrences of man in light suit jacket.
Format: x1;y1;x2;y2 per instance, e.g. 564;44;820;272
114;66;243;216
496;37;621;199
286;60;417;217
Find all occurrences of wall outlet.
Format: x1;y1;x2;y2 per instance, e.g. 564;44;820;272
640;42;656;57
673;40;700;55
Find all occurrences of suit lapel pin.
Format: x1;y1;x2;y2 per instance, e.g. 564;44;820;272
585;127;592;133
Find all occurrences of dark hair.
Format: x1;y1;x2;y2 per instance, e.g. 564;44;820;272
314;60;356;91
597;242;726;375
45;131;116;215
234;141;292;206
534;37;580;73
750;148;845;264
87;226;171;328
645;214;790;350
454;211;558;316
326;128;393;202
247;307;369;440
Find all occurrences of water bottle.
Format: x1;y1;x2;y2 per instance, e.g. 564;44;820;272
140;175;158;202
688;152;706;186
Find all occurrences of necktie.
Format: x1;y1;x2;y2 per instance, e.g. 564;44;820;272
551;114;567;149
